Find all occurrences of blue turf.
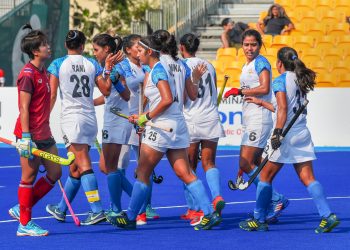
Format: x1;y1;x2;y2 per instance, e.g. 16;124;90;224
0;148;349;249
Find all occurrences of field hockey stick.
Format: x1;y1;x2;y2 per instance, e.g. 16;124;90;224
57;179;80;226
94;138;102;154
109;107;173;133
235;99;309;191
138;82;163;184
228;168;244;190
0;137;75;165
217;75;229;106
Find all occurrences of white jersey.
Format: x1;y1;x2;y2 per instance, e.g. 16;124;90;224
240;55;273;125
183;57;219;122
160;54;191;110
143;61;189;149
48;55;102;146
267;71;315;163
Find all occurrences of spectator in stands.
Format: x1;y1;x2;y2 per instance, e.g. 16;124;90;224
221;18;249;49
256;4;294;36
0;68;5;87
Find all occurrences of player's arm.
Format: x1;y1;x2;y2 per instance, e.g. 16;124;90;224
242;69;270;96
95;53;121;96
93;95;105;106
221;32;230;48
274;91;287;129
118;76;130;102
148;80;173;119
185;63;206;101
256;20;265;34
49;74;59;113
244;96;275;112
19;91;31;132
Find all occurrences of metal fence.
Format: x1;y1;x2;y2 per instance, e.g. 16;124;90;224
0;0;26;17
131;0;220;39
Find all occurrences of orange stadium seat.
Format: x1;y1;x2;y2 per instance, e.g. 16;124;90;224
270;35;294;49
293;36;315;50
316;74;337;87
338;73;350;87
328;23;349;36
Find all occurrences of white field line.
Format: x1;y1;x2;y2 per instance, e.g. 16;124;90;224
0;195;349;224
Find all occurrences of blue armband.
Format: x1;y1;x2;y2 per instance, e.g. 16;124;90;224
113;80;126;93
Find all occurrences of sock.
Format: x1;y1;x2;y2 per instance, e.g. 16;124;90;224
139;181;152;214
32;175;55;205
206;168;221;199
18;181;33;226
254;181;272;223
107;171;122;212
186;179;213;215
58;176;81;213
183;183;195;210
147;175;153;205
119;169;133;197
307;181;331;218
127;180;148;220
248;166;283;202
81;170;103;213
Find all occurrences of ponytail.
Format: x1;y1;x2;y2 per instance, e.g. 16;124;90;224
153;30;178;60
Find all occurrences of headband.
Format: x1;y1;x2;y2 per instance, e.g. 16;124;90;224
138;41;160;53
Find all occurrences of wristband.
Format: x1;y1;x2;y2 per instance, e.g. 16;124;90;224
113;80;126;93
22;132;31;139
146;112;152;120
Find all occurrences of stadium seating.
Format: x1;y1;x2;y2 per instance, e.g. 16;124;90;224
214;0;350;87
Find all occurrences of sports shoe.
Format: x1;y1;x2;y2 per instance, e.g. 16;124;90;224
212;196;225;215
80;211;106;226
136;212;147;225
194;212;222;230
190;210;204;226
266;198;289;223
146;204;160;219
17;220;48;236
239;218;268;232
46;204;66;222
9;204;20;220
315;213;340;233
108;211;136;230
105;209;121;224
180;209;197;220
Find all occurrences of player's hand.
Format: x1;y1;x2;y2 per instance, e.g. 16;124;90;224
271;128;282;150
192;63;207;83
128;114;138;124
105;51;124;70
133;124;145;135
17;132;34;159
136;113;151;127
224;88;243;98
245;96;262;105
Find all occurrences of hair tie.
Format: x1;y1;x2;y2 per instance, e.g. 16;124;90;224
67;31;78;41
291;55;297;61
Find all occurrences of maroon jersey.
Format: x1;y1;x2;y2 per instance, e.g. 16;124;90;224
14;62;52;140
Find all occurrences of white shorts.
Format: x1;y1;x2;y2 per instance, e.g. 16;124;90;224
142;117;189;151
267;126;316;164
61;115;97;147
186;119;225;143
117;144;131;169
241;123;272;148
102;124;132;144
127;127;140;146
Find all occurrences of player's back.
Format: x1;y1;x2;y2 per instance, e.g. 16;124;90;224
183;57;219;122
51;55;101;117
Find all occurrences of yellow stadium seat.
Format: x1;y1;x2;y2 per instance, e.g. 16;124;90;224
293;36;315;50
222;48;237;56
216;48;224;58
315;0;334;13
270;35;294;49
337;73;350;87
337;35;350;50
312;61;330;76
315;36;337;50
237;48;246;61
322;48;343;61
316;74;337;87
321;11;346;25
217;55;236;67
333;6;350;15
261;47;278;56
263;55;277;65
307;23;328;37
210;60;225;74
328;23;349;36
262;35;273;47
294;0;313;13
301;57;317;68
333;0;350;15
225;61;244;69
259;11;267;22
332;61;349;75
299;15;319;24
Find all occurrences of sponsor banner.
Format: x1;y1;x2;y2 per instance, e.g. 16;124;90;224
1;87;350;147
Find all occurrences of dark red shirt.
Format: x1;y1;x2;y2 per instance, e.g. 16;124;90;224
14;62;52;140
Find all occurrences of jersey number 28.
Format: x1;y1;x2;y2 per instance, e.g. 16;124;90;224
71;74;90;98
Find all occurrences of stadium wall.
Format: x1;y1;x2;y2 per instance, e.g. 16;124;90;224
0;87;349;147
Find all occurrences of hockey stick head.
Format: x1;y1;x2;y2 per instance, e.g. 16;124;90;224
238;182;249;190
228;180;239;190
65;152;76;165
153;175;163;184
